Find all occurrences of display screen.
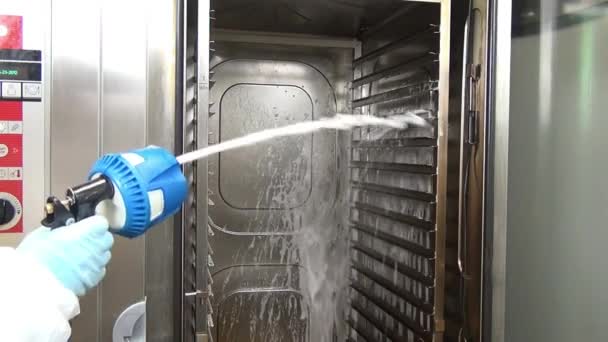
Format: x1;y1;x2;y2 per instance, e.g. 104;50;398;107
0;49;41;61
0;61;40;81
0;68;18;76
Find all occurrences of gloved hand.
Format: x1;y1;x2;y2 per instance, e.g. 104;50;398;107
16;215;113;296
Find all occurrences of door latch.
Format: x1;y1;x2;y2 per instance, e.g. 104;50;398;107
466;63;481;145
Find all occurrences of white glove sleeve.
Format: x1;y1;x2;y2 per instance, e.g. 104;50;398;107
0;247;80;342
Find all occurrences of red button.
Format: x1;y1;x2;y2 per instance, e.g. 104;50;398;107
0;16;22;49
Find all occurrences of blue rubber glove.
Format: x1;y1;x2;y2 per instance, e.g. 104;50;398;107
16;216;114;296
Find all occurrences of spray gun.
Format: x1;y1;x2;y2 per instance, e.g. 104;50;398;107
41;146;188;237
40;113;427;237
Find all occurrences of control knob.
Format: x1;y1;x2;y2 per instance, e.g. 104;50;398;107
0;199;16;225
0;193;22;230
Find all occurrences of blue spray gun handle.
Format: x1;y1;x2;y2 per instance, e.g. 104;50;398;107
41;146;188;238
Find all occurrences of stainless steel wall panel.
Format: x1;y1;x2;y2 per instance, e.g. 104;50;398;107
100;0;148;340
218;84;313;210
490;2;608;341
207;40;352;342
213;263;307;341
144;0;179;340
50;1;178;340
213;0;407;37
484;1;511;341
50;1;102;340
217;291;308;342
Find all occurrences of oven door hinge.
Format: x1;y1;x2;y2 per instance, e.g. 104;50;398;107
466;63;481;145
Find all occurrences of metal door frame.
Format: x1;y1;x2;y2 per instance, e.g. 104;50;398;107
481;0;511;341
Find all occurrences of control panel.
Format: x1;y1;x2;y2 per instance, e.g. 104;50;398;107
0;4;46;240
0;47;42;232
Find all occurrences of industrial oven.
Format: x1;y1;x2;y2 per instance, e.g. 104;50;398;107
0;0;490;341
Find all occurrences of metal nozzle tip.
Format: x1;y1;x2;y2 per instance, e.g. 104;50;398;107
45;203;54;215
